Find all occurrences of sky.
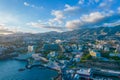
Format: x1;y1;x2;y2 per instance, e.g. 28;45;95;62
0;0;120;34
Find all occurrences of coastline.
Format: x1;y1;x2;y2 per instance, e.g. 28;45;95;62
0;59;58;80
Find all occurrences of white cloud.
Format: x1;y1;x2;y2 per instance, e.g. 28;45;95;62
0;24;6;29
27;22;47;28
65;11;113;30
65;12;104;30
118;7;120;13
64;4;80;12
49;4;80;25
88;0;95;5
49;10;65;24
65;20;82;30
99;2;106;7
79;0;99;5
104;10;114;16
0;13;25;33
24;2;30;6
78;0;84;4
80;12;104;23
23;2;44;9
0;24;14;34
103;20;120;27
99;0;113;8
26;21;65;31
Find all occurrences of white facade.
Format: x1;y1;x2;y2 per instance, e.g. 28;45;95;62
55;39;62;44
90;50;101;57
28;45;34;52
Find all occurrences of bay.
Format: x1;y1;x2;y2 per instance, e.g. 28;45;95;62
0;60;58;80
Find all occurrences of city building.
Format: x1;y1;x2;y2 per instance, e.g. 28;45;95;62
90;50;101;58
28;45;34;52
76;68;93;79
43;43;62;52
109;53;120;57
73;55;81;62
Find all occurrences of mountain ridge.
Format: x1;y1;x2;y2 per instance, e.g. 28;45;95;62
1;26;120;41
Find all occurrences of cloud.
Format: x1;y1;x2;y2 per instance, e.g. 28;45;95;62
98;0;113;9
88;0;96;5
49;4;80;25
0;24;6;30
0;24;14;34
118;7;120;13
41;4;80;30
24;2;30;6
99;2;106;7
49;10;65;24
25;0;119;32
79;0;100;5
78;0;84;4
23;2;44;9
105;10;114;16
103;20;120;27
80;11;114;23
65;12;104;30
65;20;82;30
26;21;66;31
65;11;117;30
80;12;104;23
64;4;80;12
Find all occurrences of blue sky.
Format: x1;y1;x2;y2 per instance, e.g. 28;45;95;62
0;0;120;34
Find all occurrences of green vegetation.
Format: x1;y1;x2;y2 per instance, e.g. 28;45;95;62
110;56;120;61
69;65;76;69
57;55;68;60
101;52;110;58
81;53;92;61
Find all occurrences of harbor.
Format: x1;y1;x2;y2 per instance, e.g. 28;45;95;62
13;52;120;80
0;60;58;80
